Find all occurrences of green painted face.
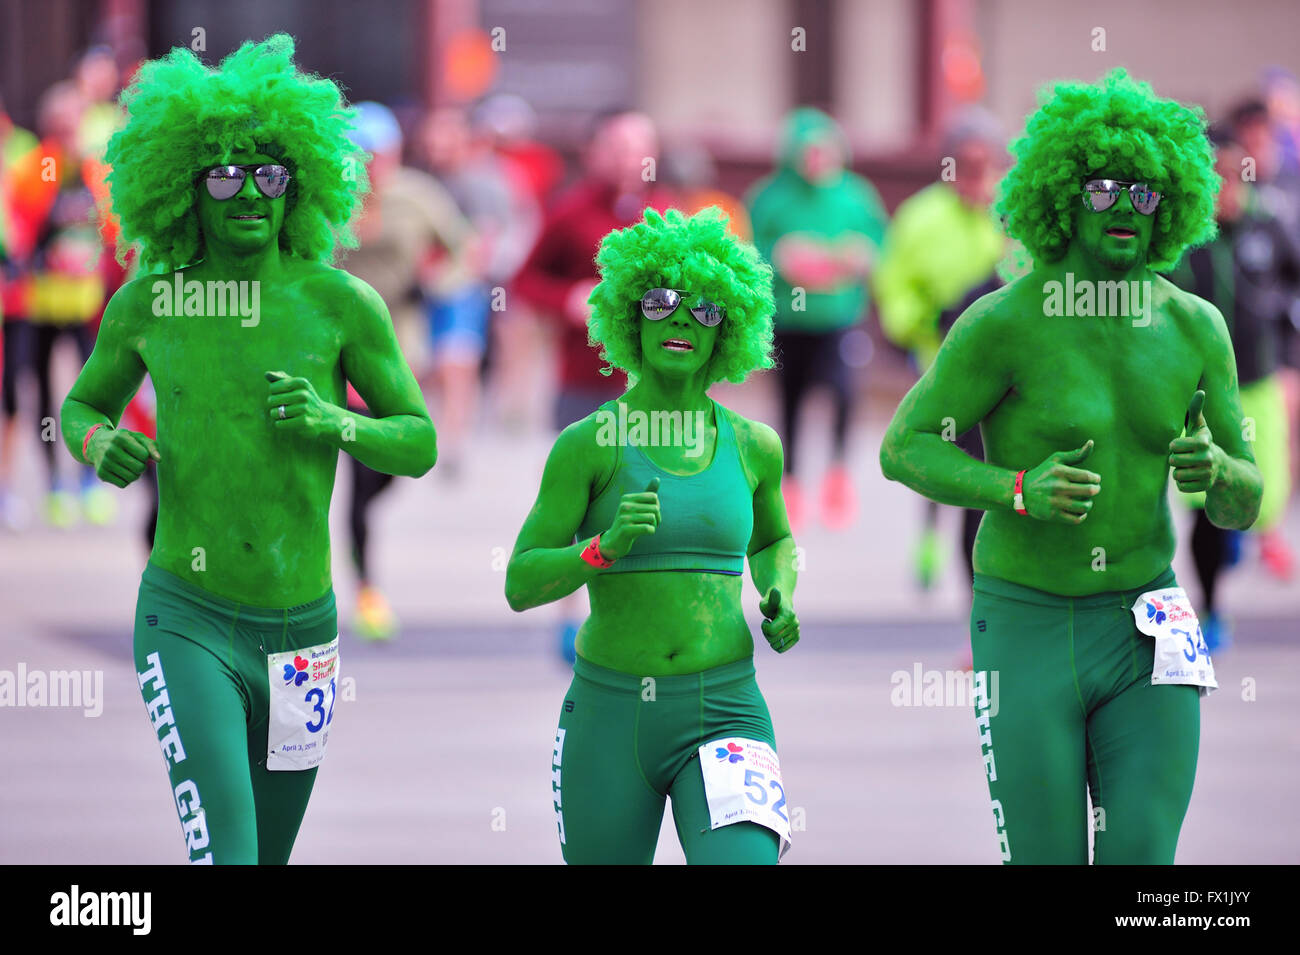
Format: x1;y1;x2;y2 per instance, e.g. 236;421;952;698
638;293;722;380
196;150;288;256
1073;172;1157;272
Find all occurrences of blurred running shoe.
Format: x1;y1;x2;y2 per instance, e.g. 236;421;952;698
913;525;944;590
1258;531;1294;581
1202;613;1232;655
45;488;78;528
558;620;578;665
354;586;398;641
782;476;804;535
81;485;116;525
820;465;857;531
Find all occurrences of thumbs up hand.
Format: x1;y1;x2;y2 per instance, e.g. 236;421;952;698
759;587;800;654
600;477;662;560
1169;390;1218;493
1021;439;1102;524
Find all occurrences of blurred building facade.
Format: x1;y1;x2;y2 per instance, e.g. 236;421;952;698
4;0;1300;210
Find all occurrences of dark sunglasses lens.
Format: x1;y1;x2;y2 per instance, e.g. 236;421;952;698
641;288;680;320
255;165;290;199
689;302;725;327
205;167;245;200
1083;181;1119;212
1131;184;1160;215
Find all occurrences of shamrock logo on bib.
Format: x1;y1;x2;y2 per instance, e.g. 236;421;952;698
1144;600;1166;625
282;655;309;687
715;742;744;763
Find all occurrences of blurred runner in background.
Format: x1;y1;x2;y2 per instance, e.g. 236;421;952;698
663;140;751;241
5;79;116;528
1166;124;1299;651
875;107;1008;589
0;94;39;530
339;100;473;639
747;107;887;533
1233;96;1300;494
423;105;537;476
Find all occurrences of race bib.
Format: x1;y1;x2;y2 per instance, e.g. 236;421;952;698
266;636;340;771
697;737;792;858
1130;588;1217;697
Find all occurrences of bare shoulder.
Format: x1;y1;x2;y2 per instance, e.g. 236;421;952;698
552;404;619;491
293;260;388;330
720;403;782;487
1153;273;1230;354
930;276;1024;365
947;276;1024;340
105;273;167;332
1154;272;1224;326
295;259;379;302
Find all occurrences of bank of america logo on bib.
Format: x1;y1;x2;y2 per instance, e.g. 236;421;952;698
283;655;309;687
715;742;745;763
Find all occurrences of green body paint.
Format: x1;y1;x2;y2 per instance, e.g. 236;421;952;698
62;116;435;609
881;70;1262;595
882;71;1260;865
506;207;798;675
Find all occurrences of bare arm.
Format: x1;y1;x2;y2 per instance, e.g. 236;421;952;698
504;422;607;611
745;418;796;604
270;273;436;477
744;415;800;653
61;281;158;485
1172;299;1262;530
879;294;1019;509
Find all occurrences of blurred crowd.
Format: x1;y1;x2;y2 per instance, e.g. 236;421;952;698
2;43;1298;643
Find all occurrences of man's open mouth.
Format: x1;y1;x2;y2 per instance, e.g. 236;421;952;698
231;214;266;220
662;338;694;352
1106;227;1136;238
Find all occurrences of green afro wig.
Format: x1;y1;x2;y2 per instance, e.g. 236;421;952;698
105;33;367;273
995;68;1218;270
588;206;775;385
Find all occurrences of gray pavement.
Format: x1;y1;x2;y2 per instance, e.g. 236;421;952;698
2;362;1298;863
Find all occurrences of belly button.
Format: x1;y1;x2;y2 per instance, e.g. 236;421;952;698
243;542;253;551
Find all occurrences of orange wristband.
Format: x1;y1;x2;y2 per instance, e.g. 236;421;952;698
580;534;615;569
82;424;106;462
1013;469;1027;515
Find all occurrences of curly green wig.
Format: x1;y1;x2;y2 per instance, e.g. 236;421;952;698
995;68;1218;270
105;33;367;273
588;206;775;385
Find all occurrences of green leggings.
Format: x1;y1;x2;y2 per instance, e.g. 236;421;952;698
970;566;1200;864
552;656;782;864
133;562;338;864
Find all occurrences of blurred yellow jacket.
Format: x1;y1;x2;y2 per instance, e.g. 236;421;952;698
873;182;1005;368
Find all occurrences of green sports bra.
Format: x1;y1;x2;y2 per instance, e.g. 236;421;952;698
577;398;753;575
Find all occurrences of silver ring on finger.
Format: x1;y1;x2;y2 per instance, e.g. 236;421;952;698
279;404;286;420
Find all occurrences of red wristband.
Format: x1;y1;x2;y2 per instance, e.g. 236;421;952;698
1013;469;1028;515
580;534;615;569
82;423;105;462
